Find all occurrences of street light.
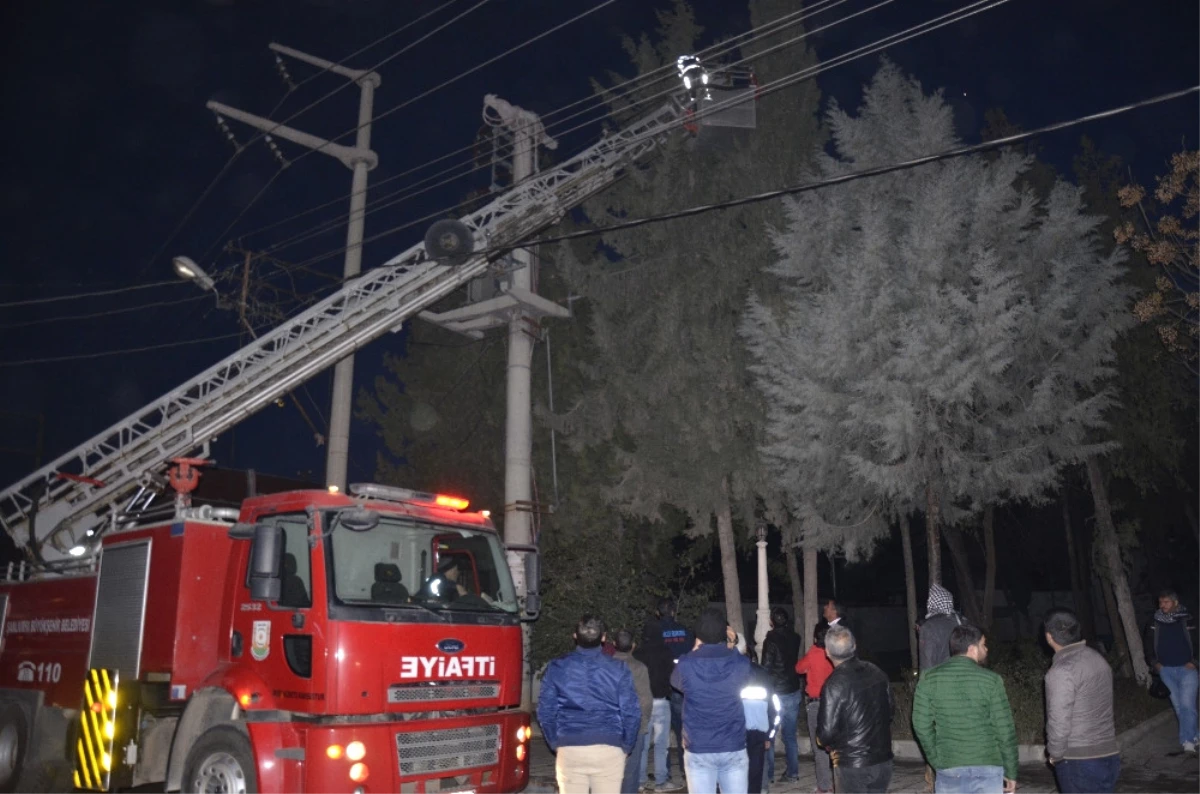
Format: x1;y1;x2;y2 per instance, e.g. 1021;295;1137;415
754;521;770;653
172;256;215;292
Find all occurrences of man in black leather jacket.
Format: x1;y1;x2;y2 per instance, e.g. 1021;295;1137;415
761;607;802;783
816;625;894;793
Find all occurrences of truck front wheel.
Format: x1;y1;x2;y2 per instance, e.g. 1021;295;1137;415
0;705;28;793
182;726;258;794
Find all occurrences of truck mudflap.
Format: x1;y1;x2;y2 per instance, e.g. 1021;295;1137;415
72;669;119;791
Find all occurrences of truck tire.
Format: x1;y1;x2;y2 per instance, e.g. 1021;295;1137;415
0;705;28;793
181;726;258;794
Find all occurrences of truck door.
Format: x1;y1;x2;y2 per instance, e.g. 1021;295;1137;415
233;513;325;707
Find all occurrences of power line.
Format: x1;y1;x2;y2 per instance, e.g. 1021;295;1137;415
0;295;207;330
492;86;1200;253
205;0;619;257
277;0;1011;273
193;0;499;265
139;0;484;281
0;331;246;368
278;0;468;97
0;279;186;309
257;0;882;258
233;0;865;249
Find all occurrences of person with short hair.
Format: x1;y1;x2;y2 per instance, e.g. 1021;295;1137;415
670;608;753;794
912;624;1018;793
1144;588;1199;754
1043;608;1121;792
761;606;802;784
613;629;654;794
815;625;893;794
795;622;834;793
645;596;694;783
537;615;641;793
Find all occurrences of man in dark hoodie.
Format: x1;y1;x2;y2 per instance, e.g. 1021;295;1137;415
644;596;694;782
761;606;802;784
635;624;678;791
918;583;964;671
671;608;753;794
1145;589;1199;753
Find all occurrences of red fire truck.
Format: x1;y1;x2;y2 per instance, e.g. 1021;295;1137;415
0;477;538;793
0;65;731;792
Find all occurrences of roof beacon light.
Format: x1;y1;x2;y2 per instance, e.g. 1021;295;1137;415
435;494;470;511
349;483;470;511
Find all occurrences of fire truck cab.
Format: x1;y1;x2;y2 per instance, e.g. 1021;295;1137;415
0;482;537;793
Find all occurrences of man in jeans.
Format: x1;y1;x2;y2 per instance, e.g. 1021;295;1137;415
761;606;802;784
537;615;641;793
912;624;1018;793
816;625;894;793
670;608;752;794
635;628;677;791
645;596;694;783
1144;589;1199;753
1043;608;1121;792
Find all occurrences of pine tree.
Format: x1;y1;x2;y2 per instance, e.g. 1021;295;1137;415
741;63;1131;619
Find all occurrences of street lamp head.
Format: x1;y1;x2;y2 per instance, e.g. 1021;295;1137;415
172;256;215;292
755;522;767;542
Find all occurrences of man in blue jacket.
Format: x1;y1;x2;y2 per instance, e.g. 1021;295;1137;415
538;614;641;793
670;608;753;794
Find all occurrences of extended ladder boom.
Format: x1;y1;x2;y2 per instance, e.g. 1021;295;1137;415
0;100;686;562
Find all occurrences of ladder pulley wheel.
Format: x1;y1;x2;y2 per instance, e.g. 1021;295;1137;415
424;219;475;266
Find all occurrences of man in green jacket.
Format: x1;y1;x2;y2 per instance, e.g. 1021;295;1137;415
912;624;1018;793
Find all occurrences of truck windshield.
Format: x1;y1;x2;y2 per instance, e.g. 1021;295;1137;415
328;512;518;614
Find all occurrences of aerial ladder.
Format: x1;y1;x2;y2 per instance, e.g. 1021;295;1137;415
0;64;749;567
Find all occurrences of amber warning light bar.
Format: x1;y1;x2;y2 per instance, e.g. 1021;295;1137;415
349;483;470;511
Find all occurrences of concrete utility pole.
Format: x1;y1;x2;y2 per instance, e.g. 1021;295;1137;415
207;42;380;490
419;95;565;709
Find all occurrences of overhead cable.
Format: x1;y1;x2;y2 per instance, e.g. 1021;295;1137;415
233;0;867;248
0;279;187;309
277;0;1013;272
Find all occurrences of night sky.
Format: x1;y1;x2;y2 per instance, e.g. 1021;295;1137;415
1;0;1196;494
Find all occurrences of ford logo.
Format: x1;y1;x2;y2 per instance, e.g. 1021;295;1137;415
437;639;466;654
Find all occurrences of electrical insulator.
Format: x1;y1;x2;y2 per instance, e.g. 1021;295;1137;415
274;54;297;91
213;114;241;152
264;134;289;169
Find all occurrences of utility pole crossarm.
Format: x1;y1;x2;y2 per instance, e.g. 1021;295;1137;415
206;101;377;171
268;42;381;86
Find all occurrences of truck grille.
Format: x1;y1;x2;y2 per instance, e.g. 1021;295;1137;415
387;681;500;703
396;724;500;776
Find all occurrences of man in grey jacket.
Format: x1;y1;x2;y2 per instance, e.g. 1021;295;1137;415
614;629;654;794
1043;608;1120;793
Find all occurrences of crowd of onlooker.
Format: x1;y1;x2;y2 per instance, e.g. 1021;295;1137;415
535;587;1198;793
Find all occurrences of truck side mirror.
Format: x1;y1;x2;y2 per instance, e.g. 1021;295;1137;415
249;524;283;602
505;544;540;622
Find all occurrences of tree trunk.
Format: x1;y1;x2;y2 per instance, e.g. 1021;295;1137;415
716;476;745;637
900;514;919;670
943;529;983;627
982;507;996;632
925;483;942;586
1185;500;1200;543
803;546;819;652
1086;456;1150;686
1062;493;1095;640
786;544;804;634
1101;577;1132;677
